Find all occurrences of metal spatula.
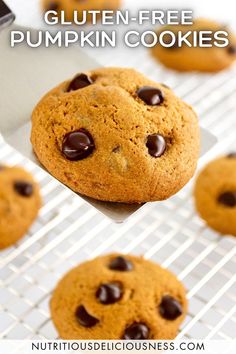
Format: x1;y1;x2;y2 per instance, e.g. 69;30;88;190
0;10;217;222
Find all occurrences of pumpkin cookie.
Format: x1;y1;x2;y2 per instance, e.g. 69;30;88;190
31;67;200;203
50;254;187;339
0;165;41;249
194;154;236;236
151;19;236;72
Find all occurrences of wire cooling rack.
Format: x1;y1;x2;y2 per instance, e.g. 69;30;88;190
0;45;236;340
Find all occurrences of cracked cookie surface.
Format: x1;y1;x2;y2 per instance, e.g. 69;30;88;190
31;67;199;203
0;165;41;249
50;254;187;339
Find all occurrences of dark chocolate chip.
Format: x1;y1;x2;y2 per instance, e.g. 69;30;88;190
160;33;179;49
0;165;5;171
159;295;183;320
109;256;133;272
75;305;99;328
123;323;150;340
227;152;236;158
62;129;95;161
169;41;179;49
218;191;236;207
146;134;166;158
67;74;93;92
14;181;33;197
227;45;236;55
96;283;122;305
137;86;164;106
46;2;59;11
164;36;179;49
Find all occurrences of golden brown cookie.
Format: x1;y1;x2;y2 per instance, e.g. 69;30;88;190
42;0;121;22
0;165;41;249
194;154;236;236
50;254;187;339
31;67;200;203
151;19;236;72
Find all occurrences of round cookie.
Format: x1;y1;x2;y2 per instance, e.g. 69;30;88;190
151;18;236;72
50;254;187;339
194;154;236;236
31;67;200;203
42;0;121;22
0;165;41;249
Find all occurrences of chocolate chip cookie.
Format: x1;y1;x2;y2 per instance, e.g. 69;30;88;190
194;154;236;236
42;0;121;21
0;165;41;249
31;67;200;203
50;254;187;339
151;18;236;72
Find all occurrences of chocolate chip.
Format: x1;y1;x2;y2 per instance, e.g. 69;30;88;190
169;41;179;49
0;165;5;171
62;129;95;161
227;45;236;55
109;256;133;272
164;35;179;49
123;323;149;340
75;305;99;328
137;86;164;106
218;192;236;207
46;1;59;11
14;181;33;197
67;74;93;92
159;295;183;320
96;283;122;305
146;134;166;158
227;152;236;158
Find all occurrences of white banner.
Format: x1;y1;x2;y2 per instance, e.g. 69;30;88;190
0;340;236;354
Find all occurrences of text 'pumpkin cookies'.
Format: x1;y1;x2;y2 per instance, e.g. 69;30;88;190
50;254;187;339
194;154;236;236
151;18;236;72
0;165;41;249
31;67;200;203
